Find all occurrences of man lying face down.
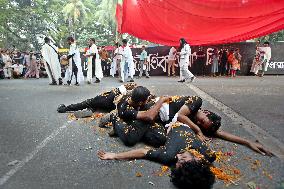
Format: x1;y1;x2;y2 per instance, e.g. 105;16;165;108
98;122;216;189
57;83;138;113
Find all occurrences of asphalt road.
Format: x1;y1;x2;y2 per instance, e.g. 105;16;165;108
0;76;283;189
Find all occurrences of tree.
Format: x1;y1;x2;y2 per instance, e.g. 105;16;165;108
62;0;89;39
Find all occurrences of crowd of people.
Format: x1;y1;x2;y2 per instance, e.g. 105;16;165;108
0;49;48;80
0;38;272;84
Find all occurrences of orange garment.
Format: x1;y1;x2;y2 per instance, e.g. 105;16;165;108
228;53;239;70
99;50;108;60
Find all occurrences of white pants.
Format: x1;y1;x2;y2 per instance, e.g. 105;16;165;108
87;61;92;82
179;59;194;80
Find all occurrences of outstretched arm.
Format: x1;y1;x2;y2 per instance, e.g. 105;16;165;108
136;96;169;122
97;148;149;160
177;105;206;142
214;130;273;156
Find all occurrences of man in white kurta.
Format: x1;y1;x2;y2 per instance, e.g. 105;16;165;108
64;36;84;86
41;37;62;85
110;43;123;78
121;39;135;82
178;38;195;83
85;38;103;84
259;41;272;77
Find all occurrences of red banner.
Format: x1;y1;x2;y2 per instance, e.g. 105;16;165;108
117;0;284;46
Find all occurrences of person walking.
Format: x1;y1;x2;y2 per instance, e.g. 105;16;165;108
177;38;195;83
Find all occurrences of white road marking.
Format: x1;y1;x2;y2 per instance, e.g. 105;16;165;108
0;122;70;186
188;84;284;159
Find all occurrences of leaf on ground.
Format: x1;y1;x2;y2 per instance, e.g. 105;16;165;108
136;172;143;177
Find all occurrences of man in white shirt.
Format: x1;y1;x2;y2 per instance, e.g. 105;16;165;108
110;43;123;79
41;37;62;85
177;38;195;83
259;41;272;77
64;36;84;86
121;39;135;82
84;38;103;84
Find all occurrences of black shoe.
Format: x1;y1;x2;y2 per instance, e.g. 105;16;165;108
178;79;185;83
57;104;67;113
75;82;79;86
146;76;150;78
108;129;118;137
49;81;57;85
67;80;71;85
190;76;196;82
129;79;134;82
94;78;100;83
58;78;63;85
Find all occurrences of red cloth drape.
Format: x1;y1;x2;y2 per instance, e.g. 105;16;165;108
115;4;123;33
116;0;284;46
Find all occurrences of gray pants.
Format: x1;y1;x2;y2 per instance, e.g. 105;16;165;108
139;60;149;77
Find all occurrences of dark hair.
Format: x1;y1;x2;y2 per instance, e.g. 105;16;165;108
171;160;215;189
202;110;221;136
179;38;188;49
264;41;270;45
67;36;75;42
131;86;150;104
90;38;95;43
44;37;50;43
142;45;145;48
115;42;120;47
122;39;128;44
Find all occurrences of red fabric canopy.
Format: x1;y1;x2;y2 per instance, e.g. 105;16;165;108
116;0;284;46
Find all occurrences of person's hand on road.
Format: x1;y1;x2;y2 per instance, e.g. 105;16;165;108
97;150;116;160
247;141;274;156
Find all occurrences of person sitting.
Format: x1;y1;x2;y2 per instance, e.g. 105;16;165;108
11;62;24;78
98;122;216;189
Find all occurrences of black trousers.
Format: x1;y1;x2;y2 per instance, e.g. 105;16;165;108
220;61;227;75
65;91;116;112
112;115;166;147
101;60;110;76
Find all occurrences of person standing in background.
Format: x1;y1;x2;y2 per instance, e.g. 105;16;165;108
110;43;122;79
99;46;109;77
167;46;177;77
211;48;219;77
3;50;12;79
64;36;84;86
41;37;62;85
195;47;206;77
259;41;271;77
177;38;195;83
138;45;150;78
219;49;228;76
24;52;39;79
85;38;103;84
121;39;135;83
